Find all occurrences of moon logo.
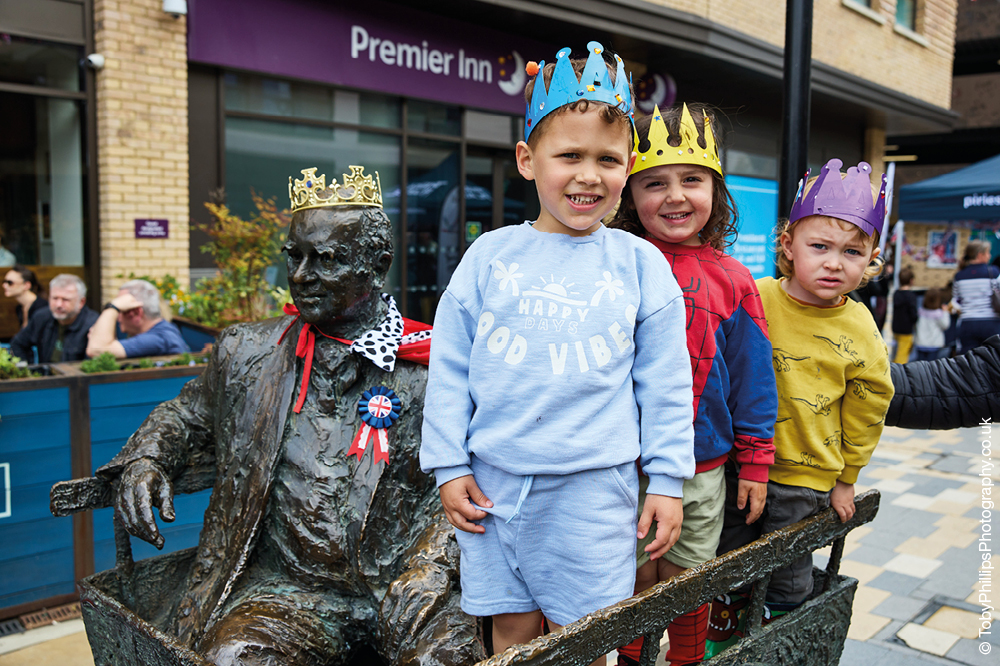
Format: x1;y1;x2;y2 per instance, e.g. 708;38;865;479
498;50;527;96
636;72;677;114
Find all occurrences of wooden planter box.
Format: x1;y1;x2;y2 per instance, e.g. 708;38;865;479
0;360;207;619
170;317;221;353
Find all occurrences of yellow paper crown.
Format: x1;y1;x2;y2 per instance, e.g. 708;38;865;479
632;104;722;176
288;166;382;213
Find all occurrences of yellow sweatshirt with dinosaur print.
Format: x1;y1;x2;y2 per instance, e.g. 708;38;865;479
757;277;894;492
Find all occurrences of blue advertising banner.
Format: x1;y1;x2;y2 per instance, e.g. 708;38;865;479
727;175;778;279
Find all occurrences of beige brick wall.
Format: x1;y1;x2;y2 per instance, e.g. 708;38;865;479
94;0;188;301
646;0;957;109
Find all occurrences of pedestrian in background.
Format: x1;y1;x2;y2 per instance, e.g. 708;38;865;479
891;266;917;363
3;265;46;330
951;239;1000;353
913;287;950;361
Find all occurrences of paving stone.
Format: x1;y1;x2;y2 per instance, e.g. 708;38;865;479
945;637;997;666
884;553;943;578
931;454;979;475
868;571;926;596
872;618;908;642
924;607;982;639
846;544;899;567
870;506;939;539
848;611;893;641
839;637;894;665
898;475;967;497
897;622;961;656
871;595;930;622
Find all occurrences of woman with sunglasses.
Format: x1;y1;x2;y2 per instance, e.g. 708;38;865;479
4;265;46;330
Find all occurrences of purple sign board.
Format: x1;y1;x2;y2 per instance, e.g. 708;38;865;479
135;219;169;239
188;0;554;115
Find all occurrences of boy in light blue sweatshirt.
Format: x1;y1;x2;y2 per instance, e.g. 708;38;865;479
419;42;695;659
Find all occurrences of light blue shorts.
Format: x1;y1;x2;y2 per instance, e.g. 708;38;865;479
455;455;639;627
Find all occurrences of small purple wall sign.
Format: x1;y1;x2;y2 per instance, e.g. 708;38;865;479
187;0;553;115
135;219;169;239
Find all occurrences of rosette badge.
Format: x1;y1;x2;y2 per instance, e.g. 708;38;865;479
348;386;401;464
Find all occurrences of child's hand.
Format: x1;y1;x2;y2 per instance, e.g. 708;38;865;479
737;479;767;524
438;475;493;534
831;481;856;523
638;494;683;560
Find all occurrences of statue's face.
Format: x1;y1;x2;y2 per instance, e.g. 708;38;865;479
285;207;385;326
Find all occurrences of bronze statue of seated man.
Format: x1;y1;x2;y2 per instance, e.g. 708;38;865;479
97;167;483;666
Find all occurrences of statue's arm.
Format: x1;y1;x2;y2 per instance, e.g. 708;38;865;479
886;334;1000;429
378;512;484;666
94;328;233;546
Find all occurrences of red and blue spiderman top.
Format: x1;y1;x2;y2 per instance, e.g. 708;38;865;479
648;238;777;483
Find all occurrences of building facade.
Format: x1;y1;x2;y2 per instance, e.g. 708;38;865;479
0;0;960;330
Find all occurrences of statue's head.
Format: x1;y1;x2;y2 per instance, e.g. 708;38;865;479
285;167;392;328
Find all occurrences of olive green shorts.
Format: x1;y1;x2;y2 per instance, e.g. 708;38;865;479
636;464;726;569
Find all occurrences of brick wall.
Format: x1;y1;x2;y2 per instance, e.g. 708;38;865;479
647;0;957;109
93;0;189;301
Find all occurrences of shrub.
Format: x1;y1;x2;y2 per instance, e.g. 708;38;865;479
0;348;31;380
81;352;121;374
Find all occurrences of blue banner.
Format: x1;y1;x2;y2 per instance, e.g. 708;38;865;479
727;175;778;280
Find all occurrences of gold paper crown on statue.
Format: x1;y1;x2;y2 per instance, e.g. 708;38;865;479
632;104;722;176
288;166;382;212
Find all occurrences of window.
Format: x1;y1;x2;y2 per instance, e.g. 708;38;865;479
0;36;87;267
896;0;916;31
219;71;532;321
225;73;401;129
225;117;403;297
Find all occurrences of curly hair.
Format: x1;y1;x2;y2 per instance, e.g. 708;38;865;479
523;50;634;148
607;103;738;251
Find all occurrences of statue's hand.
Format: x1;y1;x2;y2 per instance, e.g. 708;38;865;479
115;458;175;549
379;563;451;651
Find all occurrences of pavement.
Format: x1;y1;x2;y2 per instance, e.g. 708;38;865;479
0;424;995;666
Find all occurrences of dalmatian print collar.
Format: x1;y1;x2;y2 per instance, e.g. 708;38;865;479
350;294;431;372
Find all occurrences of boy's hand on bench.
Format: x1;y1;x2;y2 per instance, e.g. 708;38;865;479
831;481;856;523
638;494;683;560
737;479;767;525
439;475;493;534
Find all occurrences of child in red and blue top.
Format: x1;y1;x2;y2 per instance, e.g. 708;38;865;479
610;102;777;666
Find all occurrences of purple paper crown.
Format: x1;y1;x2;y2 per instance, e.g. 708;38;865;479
788;159;888;237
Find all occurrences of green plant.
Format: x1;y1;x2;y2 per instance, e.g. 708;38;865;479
118;192;289;329
0;348;31;380
80;352;121;374
137;357;155;369
197;192;289;327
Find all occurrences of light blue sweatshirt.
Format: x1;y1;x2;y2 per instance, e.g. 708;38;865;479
420;222;695;498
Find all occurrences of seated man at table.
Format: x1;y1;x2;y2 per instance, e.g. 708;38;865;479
86;279;188;359
10;273;98;363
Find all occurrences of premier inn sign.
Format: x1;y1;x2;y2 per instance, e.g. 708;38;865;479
189;0;553;115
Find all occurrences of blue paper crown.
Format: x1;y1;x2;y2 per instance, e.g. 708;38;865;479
524;41;633;140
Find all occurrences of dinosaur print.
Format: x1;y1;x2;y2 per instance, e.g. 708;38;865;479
813;334;865;368
772;348;810;372
790;394;832;416
775;452;821;468
852;378;886;400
